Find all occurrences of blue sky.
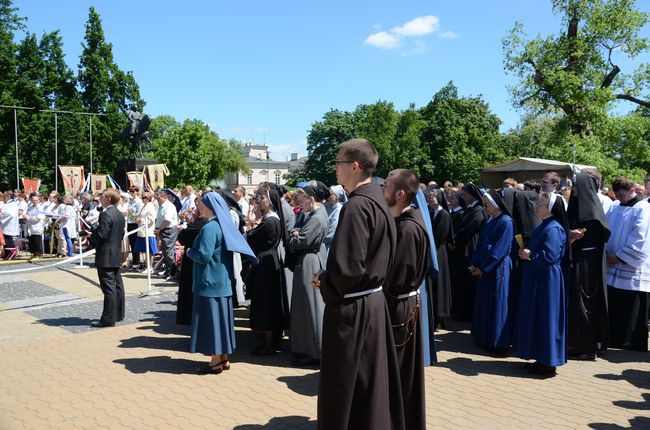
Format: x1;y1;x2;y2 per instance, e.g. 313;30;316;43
13;0;650;162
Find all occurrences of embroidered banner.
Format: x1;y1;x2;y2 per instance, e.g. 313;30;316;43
144;164;169;192
58;166;85;195
90;174;107;194
22;178;41;194
127;171;144;189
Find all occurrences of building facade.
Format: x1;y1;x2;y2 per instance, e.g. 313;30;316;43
225;143;306;194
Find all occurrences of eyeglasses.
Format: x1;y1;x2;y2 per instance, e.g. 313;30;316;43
334;159;354;165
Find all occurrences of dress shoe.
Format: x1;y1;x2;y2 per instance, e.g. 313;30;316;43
90;321;115;328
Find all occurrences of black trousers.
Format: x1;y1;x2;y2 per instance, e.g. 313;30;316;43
608;285;649;352
98;267;125;323
127;223;140;265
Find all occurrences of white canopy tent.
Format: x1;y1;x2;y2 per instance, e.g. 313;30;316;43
479;157;596;188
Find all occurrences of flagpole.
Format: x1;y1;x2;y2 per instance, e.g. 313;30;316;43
139;221;159;297
74;208;89;269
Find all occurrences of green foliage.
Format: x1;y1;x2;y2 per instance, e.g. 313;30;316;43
299;82;504;185
420;82;505;183
151;117;248;189
504;0;650;134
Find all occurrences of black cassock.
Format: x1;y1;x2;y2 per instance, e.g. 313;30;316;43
431;207;453;321
567;174;611;357
317;183;404;430
247;215;286;332
386;208;431;430
450;203;486;321
176;218;208;325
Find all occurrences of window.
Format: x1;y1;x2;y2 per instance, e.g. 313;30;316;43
247;172;253;185
275;173;281;184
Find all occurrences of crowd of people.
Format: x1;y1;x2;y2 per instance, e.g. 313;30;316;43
1;139;649;429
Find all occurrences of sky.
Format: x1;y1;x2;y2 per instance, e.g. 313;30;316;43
12;0;650;162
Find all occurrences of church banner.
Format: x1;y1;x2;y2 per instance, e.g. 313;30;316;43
90;174;108;194
127;171;144;189
58;165;85;195
22;178;41;194
144;164;169;192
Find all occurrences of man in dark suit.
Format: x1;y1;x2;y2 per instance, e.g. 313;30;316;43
91;188;125;327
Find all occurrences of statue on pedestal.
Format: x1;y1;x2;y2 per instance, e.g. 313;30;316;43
119;105;152;158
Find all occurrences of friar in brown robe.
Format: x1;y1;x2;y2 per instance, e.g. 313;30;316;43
383;169;431;430
314;139;404;430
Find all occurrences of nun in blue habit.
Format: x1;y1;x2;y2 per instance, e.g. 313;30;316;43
514;192;569;376
189;192;257;374
470;189;515;350
412;189;439;365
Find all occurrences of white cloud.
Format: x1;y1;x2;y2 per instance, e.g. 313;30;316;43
391;15;439;37
438;30;458;39
363;15;456;54
253;127;268;133
364;31;401;49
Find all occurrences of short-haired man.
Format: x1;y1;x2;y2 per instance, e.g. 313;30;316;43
155;190;179;280
313;139;404;429
234;186;249;219
91;188;125;327
383;169;431;430
605;176;650;352
541;171;561;193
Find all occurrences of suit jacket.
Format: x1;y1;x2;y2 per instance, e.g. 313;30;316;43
93;205;125;268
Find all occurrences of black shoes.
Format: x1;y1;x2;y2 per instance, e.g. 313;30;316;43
90;321;116;328
525;361;556;377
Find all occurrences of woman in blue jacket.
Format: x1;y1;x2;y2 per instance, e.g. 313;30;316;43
188;192;257;374
515;192;569;376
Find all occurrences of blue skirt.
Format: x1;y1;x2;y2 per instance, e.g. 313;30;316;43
134;236;158;254
190;295;236;355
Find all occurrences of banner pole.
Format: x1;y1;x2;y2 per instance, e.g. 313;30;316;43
139;218;159;297
74;208;89;269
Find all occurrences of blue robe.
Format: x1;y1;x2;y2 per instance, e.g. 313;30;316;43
471;213;514;348
514;217;567;366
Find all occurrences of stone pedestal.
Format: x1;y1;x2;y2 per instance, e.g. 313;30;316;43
114;158;158;190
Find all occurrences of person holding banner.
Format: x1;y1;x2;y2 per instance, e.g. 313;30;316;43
90;188;126;328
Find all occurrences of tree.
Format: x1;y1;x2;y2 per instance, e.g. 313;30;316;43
77;7;144;179
151;117;248;189
304;109;357;186
504;0;650;135
420;82;504;183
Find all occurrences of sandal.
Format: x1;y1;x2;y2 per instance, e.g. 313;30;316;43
219;360;231;371
197;362;223;375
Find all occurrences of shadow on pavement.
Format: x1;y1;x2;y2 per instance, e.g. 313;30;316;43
34;316;96;327
55;267;101;288
594;369;650;416
114;355;201;375
588;416;650;429
277;372;319;397
597;348;650;364
435;357;549;379
233;416;316;429
118;335;190;352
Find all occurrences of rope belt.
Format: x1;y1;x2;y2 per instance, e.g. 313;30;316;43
396;290;419;300
343;286;383;299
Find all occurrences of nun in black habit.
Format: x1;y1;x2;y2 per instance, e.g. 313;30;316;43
450;183;487;322
176;201;207;325
429;189;453;328
246;183;288;354
567;173;611;359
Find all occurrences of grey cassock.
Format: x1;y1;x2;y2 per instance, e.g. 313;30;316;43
289;205;328;359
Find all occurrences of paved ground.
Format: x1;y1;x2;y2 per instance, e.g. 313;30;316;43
0;258;648;429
